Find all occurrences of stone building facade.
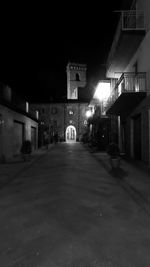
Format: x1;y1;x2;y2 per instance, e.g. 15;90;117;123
67;63;87;99
30;63;91;145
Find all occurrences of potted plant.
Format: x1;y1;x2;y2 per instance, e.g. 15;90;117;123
20;140;32;161
106;142;120;169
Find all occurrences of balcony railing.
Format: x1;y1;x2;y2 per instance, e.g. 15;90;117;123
121;10;145;30
105;72;146;111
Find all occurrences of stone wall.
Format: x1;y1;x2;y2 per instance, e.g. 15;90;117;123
30;102;89;142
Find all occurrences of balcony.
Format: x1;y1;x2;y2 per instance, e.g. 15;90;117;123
106;72;147;116
106;10;145;78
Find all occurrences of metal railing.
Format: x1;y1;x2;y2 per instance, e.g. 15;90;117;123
122;10;145;30
105;72;146;111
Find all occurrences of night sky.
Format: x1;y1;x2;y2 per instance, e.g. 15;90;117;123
0;1;129;102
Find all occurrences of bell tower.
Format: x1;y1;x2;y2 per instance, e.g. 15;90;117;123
66;62;87;99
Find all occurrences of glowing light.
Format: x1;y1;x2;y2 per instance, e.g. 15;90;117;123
93;81;110;101
85;110;92;118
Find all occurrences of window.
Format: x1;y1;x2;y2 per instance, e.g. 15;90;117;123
76;73;80;81
36;110;39;120
26;102;29;113
54;120;57;126
51;107;57;114
84;120;87;126
74;89;77;98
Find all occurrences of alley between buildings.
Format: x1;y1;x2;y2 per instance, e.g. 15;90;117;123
0;143;150;266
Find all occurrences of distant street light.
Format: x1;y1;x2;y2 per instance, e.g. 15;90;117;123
85;110;92;118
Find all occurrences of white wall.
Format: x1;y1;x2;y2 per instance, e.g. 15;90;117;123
125;0;150;93
125;26;150;93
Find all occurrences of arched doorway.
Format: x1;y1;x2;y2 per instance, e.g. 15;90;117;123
66;125;76;142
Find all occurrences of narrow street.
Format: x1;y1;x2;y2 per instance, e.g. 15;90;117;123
0;143;150;266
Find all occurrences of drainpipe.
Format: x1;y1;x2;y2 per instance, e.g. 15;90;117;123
118;116;121;151
148;110;150;164
130;119;134;158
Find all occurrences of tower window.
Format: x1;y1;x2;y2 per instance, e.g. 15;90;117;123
51;107;57;114
76;73;80;81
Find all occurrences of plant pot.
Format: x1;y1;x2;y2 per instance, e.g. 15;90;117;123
109;157;120;169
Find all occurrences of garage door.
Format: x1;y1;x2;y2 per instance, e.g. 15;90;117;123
13;121;24;156
31;126;36;150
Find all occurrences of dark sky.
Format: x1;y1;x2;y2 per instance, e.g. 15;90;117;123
0;1;127;102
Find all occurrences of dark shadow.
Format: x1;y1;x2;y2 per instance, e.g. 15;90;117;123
3;160;24;164
82;143;129;179
109;167;128;179
76;73;80;81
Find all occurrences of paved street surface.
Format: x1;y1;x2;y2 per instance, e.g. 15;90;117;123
1;143;150;266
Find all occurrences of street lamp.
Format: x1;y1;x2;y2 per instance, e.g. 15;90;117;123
93;81;110;101
93;81;110;115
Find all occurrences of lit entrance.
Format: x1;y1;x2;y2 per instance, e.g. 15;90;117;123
66;125;76;142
